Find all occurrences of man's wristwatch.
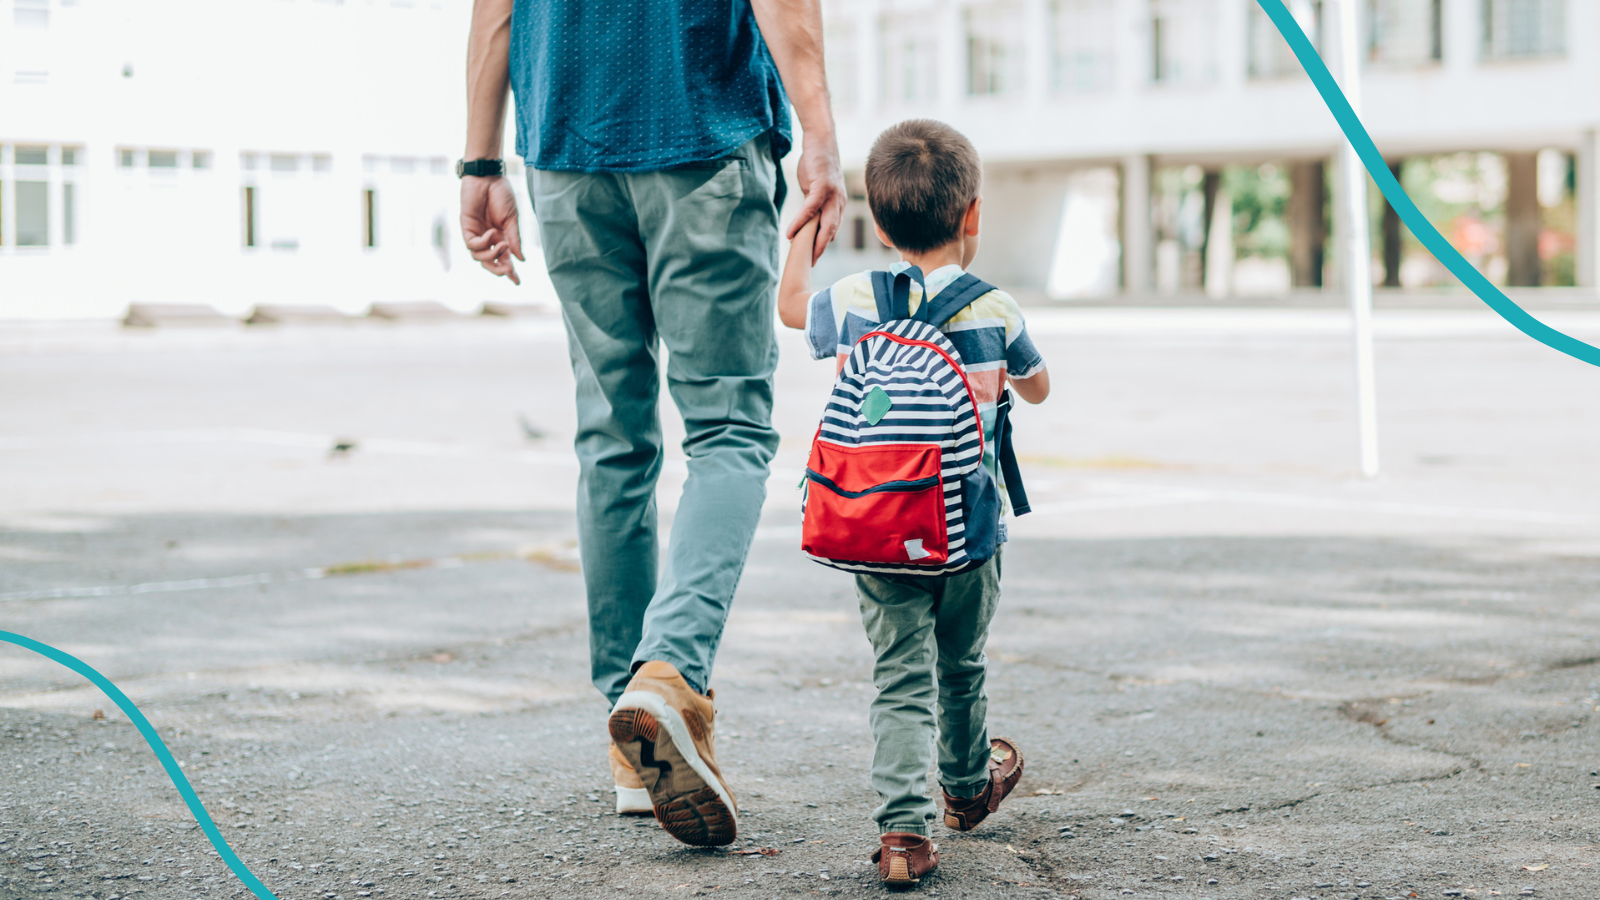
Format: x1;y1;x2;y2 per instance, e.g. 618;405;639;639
456;158;504;178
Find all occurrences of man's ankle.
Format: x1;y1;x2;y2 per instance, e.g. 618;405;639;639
630;660;706;696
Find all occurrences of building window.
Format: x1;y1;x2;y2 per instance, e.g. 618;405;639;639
192;151;212;169
61;146;79;167
1050;0;1116;93
148;150;179;169
16;181;49;246
243;186;258;248
63;183;76;245
119;148;136;168
852;216;866;251
313;154;333;173
270;154;299;172
363;189;377;248
1247;0;1322;79
1369;0;1442;64
1481;0;1564;59
1151;0;1219;85
966;2;1024;98
16;146;48;166
14;0;49;28
879;12;939;105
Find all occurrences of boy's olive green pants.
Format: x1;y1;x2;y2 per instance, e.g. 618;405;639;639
527;135;780;705
857;552;1001;835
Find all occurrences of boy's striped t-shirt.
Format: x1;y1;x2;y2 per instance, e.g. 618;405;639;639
803;262;1046;512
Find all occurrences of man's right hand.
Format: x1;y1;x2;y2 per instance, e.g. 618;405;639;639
460;175;525;285
789;131;846;266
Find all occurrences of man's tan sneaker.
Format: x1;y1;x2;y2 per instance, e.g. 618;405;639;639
608;743;653;815
607;660;737;846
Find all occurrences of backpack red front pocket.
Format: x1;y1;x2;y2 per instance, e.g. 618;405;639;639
802;441;949;566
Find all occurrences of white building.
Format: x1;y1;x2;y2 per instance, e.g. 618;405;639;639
3;0;1591;319
1;0;543;320
815;0;1598;301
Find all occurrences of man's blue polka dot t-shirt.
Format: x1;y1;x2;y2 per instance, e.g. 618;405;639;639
509;0;793;173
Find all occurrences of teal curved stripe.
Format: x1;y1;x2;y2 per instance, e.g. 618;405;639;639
0;630;280;900
1256;0;1600;367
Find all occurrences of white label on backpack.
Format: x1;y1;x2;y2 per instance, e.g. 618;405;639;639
904;539;930;560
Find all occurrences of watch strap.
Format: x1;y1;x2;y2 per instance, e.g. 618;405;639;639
456;158;505;178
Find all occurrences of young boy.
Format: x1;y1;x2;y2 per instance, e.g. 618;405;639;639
777;119;1050;886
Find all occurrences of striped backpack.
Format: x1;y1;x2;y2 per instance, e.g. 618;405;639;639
801;266;1029;577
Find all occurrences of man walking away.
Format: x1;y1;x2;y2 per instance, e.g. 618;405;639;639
458;0;845;847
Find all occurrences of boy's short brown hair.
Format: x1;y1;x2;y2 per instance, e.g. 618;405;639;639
864;119;982;254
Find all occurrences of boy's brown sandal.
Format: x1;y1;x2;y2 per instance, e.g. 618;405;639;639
872;832;939;885
941;737;1024;832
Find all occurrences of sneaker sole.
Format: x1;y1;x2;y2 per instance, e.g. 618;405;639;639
614;785;653;816
609;693;737;846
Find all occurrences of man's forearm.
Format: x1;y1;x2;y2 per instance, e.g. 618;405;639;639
749;0;834;140
465;0;515;158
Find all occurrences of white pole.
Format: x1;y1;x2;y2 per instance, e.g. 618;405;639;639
1334;0;1379;477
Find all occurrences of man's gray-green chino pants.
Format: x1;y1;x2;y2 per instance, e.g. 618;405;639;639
857;553;1001;835
527;135;781;705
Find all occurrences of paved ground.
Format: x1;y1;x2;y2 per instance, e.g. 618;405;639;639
2;310;1599;900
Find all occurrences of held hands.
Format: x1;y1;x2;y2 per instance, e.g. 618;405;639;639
788;130;846;266
460;175;525;285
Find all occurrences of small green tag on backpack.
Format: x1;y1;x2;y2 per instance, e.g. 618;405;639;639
862;386;893;425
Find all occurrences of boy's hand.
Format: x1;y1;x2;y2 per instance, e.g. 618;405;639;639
777;216;819;329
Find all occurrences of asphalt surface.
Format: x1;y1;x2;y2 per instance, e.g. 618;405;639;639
2;311;1599;900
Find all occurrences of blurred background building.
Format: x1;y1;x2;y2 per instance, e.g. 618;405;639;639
816;0;1597;303
0;0;1593;318
0;0;541;319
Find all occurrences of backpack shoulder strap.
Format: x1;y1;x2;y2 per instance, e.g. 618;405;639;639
993;390;1031;516
870;267;927;323
921;273;998;327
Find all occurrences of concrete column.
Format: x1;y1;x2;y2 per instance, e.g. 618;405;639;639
1204;183;1234;299
1505;150;1541;287
1381;160;1404;288
1579;130;1599;288
1121;153;1154;292
1198;168;1221;285
0;146;13;249
1288;159;1328;287
46;145;64;250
